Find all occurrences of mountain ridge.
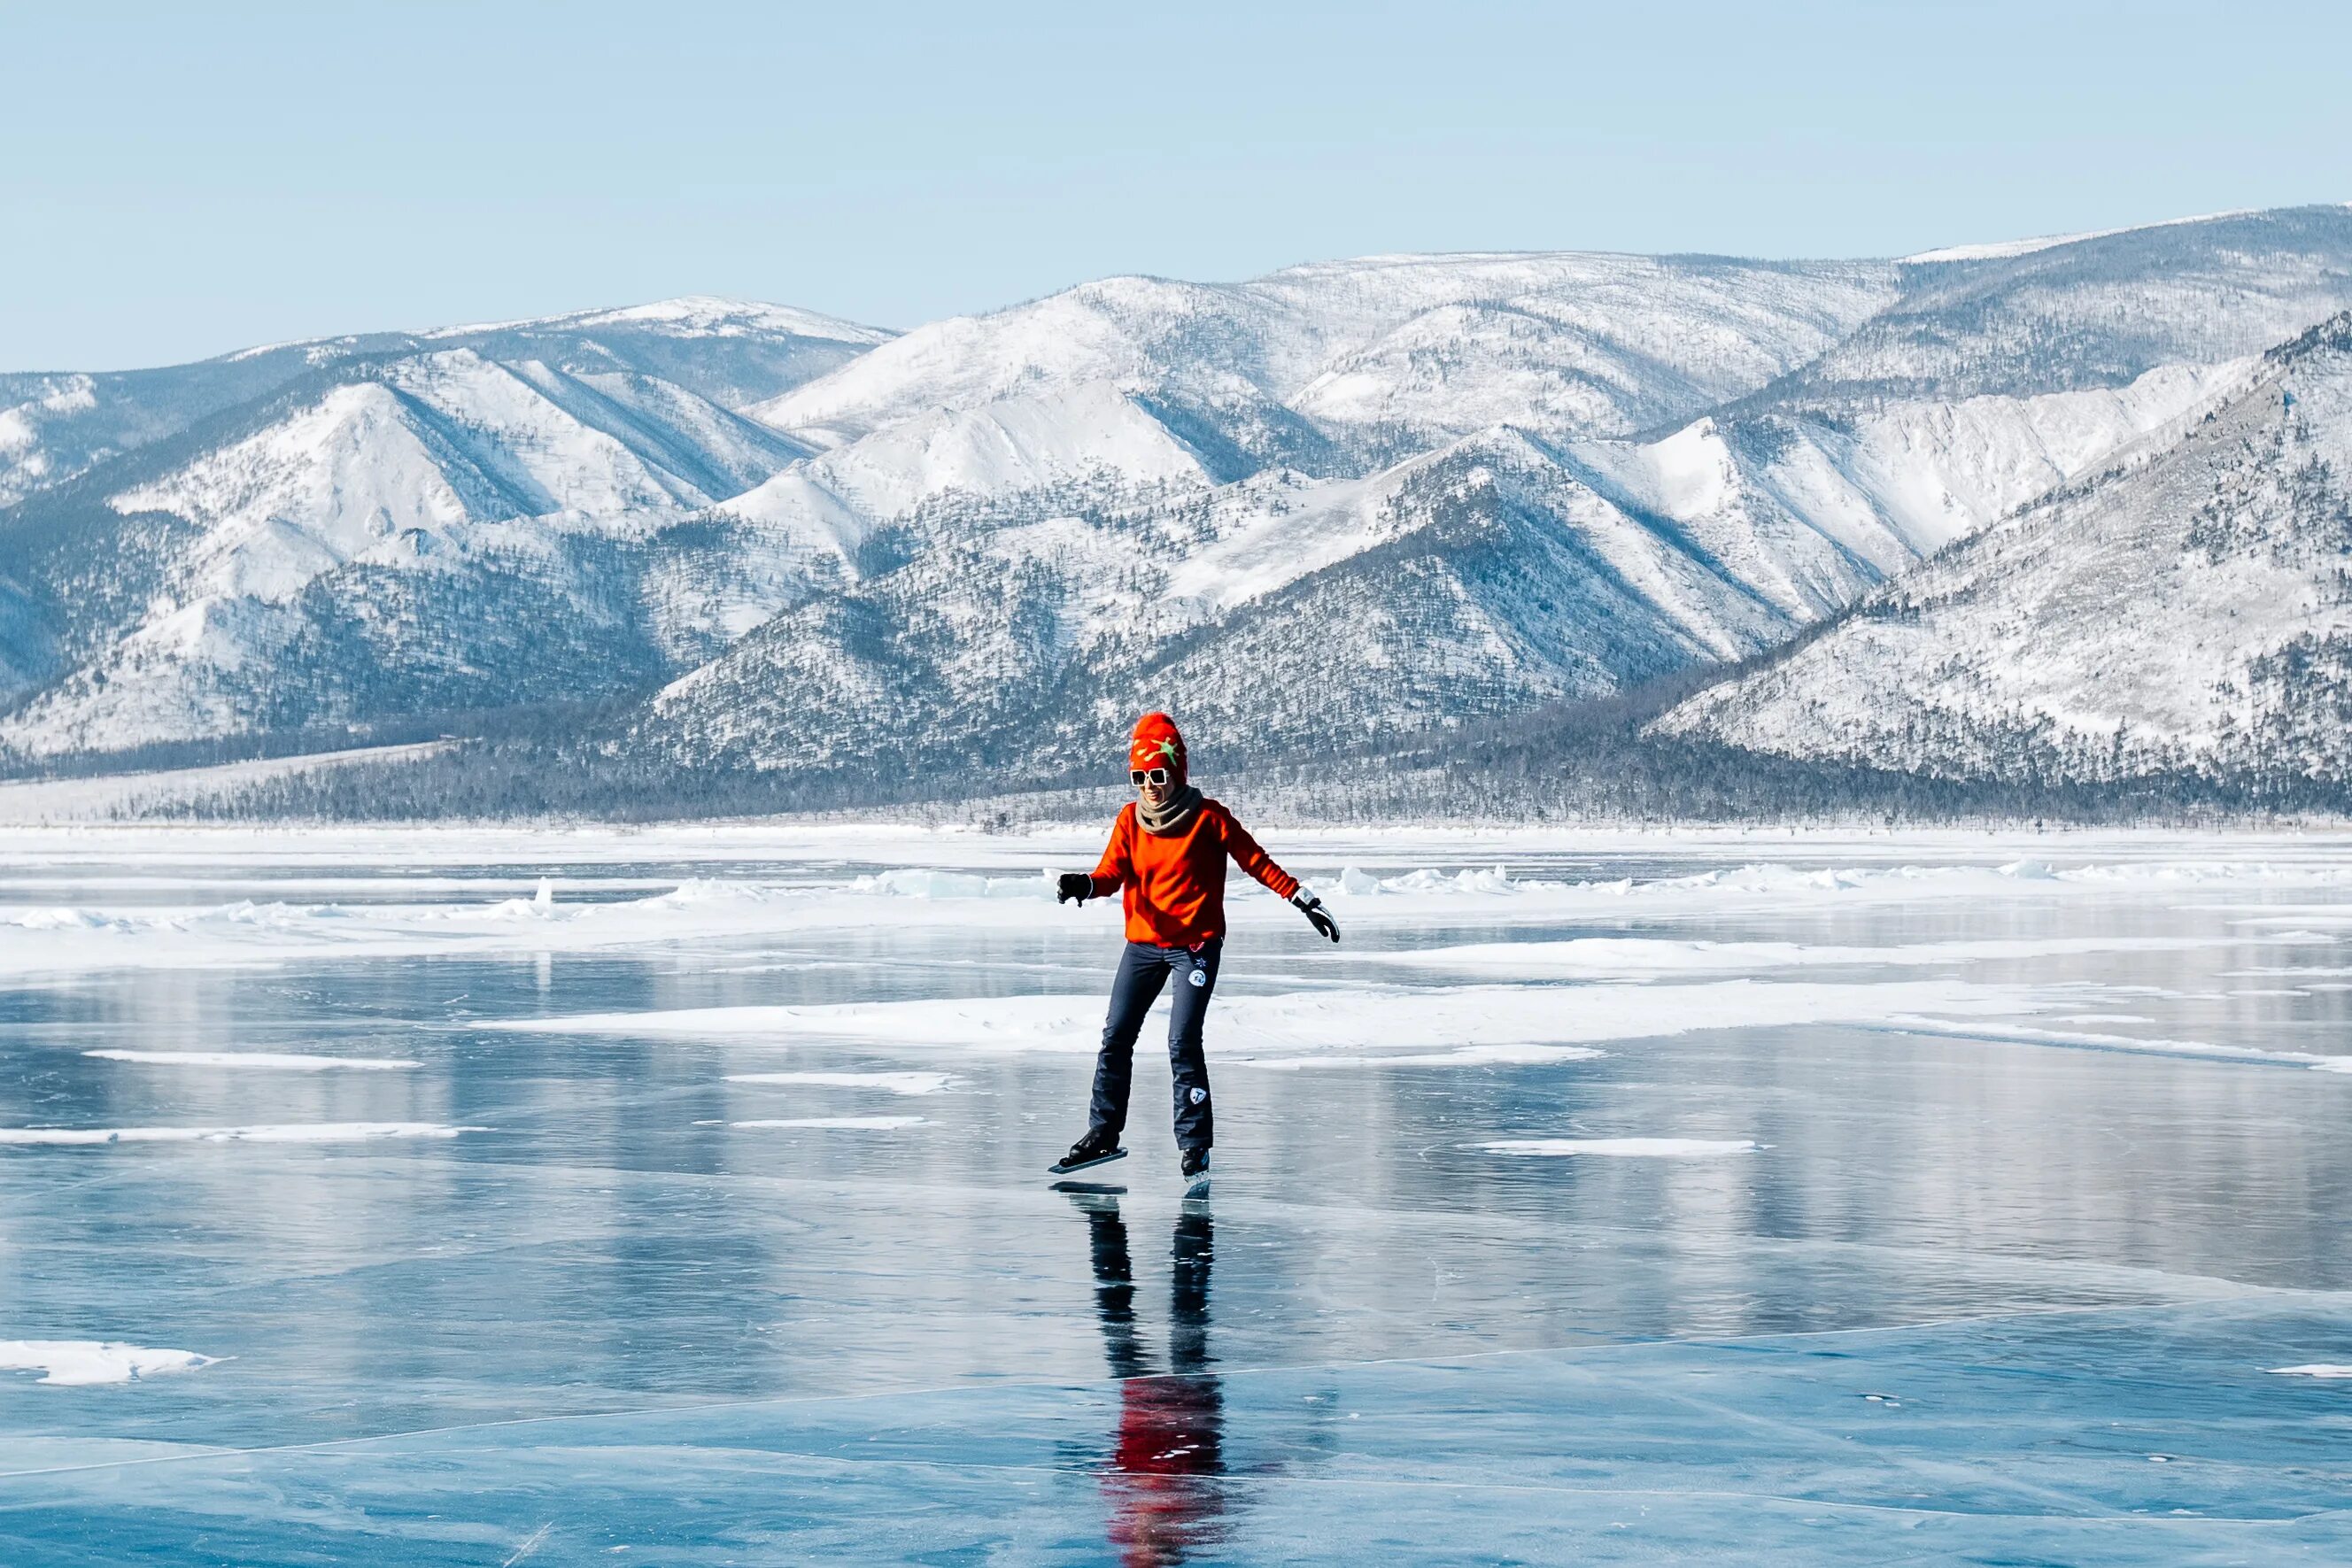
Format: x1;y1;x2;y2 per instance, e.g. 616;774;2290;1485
1654;310;2352;788
7;205;2352;811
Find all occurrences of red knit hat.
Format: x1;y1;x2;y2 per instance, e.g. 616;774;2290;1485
1128;712;1187;784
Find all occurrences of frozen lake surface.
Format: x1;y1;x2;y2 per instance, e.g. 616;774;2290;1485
1;823;2348;1564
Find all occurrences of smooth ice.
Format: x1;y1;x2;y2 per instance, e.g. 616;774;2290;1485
0;825;2348;1564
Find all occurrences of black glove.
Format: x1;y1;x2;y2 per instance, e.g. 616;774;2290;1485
1292;891;1340;944
1056;873;1095;905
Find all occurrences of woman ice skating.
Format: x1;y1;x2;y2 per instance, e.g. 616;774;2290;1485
1052;713;1340;1183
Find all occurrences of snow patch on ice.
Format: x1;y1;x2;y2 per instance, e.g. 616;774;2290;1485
6;908;135;931
0;1340;220;1386
730;1116;926;1131
492;977;2052;1069
2267;1363;2352;1379
0;1123;485;1145
84;1051;420;1071
1884;1016;2335;1069
724;1070;956;1094
1479;1139;1757;1158
850;869;1051;900
1256;1044;1608;1070
1324;865;1523;896
1381;934;2224;977
0;839;2341;980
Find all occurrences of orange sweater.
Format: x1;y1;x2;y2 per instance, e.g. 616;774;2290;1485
1087;799;1301;946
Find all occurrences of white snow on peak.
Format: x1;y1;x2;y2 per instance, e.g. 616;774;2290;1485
417;295;891;344
1150;464;1411;615
1900;207;2271;264
816;381;1207;516
1;375;104;506
670;346;2243;771
0;593;308;757
1141;428;1545;614
747;278;1234;442
104;349;794;607
753;252;1900;446
20;212;2352;776
193;297;888;369
707;467;869;558
1787;361;2250;550
1591;415;1743;519
1657;331;2352;779
721;380;1211;553
0;376;97;453
383;350;712;514
112;382;476;601
1560;359;2249;620
102;352;698;614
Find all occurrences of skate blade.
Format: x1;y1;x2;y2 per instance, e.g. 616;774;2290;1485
1047;1148;1127;1177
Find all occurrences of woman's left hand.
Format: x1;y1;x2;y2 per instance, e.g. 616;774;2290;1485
1293;892;1340;944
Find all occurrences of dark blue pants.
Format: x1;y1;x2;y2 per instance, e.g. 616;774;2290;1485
1088;938;1220;1150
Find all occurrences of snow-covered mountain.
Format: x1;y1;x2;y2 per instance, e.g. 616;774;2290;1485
1762;206;2352;407
8;206;2352;795
631;351;2248;777
1655;313;2352;789
717;381;1219;562
1564;360;2245;621
0;340;858;753
752;254;1901;465
0;298;887;512
634;426;1805;774
626;222;2348;778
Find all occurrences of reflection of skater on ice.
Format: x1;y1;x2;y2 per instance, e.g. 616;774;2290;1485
1069;1190;1226;1567
1056;713;1338;1185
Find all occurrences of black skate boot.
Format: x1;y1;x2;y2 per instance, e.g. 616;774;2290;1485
1049;1125;1126;1176
1180;1146;1211;1192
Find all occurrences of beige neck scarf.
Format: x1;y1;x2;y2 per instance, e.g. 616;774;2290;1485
1137;783;1203;836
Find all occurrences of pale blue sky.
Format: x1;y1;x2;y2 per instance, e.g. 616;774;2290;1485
5;0;2348;371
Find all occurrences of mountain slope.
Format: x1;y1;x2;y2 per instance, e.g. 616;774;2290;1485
752;254;1902;463
1562;359;2245;622
12;211;2352;797
1655;313;2352;786
1756;205;2352;407
0;347;847;753
717;382;1217;560
0;297;887;511
631;428;1798;774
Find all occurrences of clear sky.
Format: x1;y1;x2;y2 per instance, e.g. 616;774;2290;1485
5;0;2348;371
